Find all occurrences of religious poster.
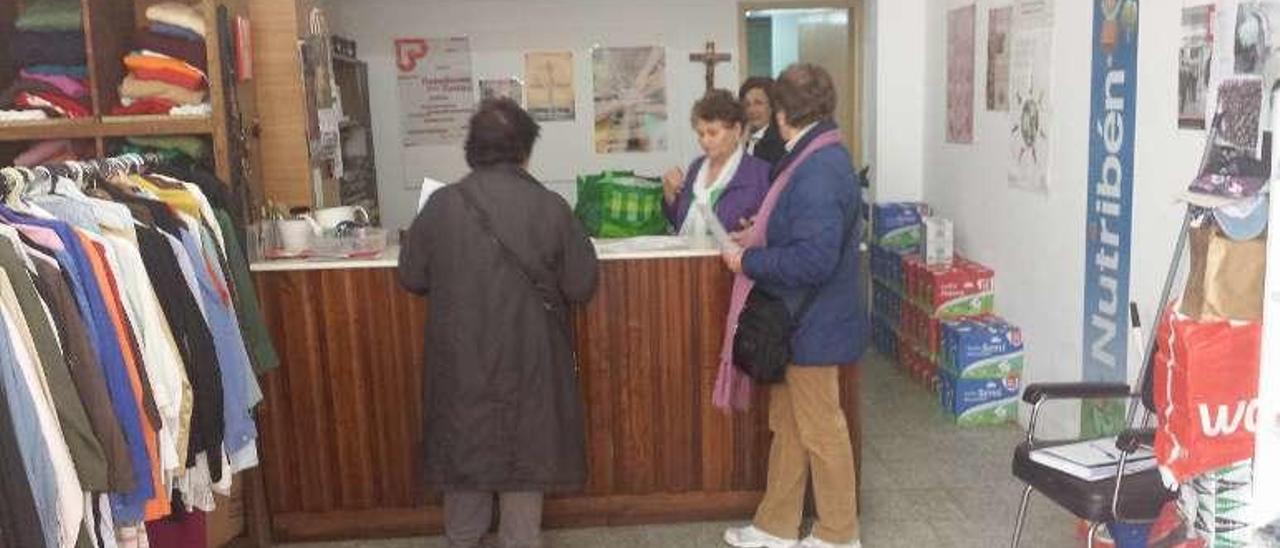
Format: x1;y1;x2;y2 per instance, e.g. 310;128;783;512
592;46;668;153
987;7;1012;111
479;77;523;105
1180;6;1215;130
1007;0;1054;193
1080;0;1139;439
946;5;976;143
525;51;575;122
394;37;474;147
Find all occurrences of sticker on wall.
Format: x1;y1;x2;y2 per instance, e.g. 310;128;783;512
1080;0;1139;439
947;5;976;144
479;78;524;105
592;46;668;153
1179;5;1215;130
1008;0;1054;193
394;36;475;147
525;51;575;122
987;7;1012;112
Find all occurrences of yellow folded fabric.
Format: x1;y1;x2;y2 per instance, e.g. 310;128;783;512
120;74;207;105
145;2;206;38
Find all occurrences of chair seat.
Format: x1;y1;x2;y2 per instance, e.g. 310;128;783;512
1013;440;1175;523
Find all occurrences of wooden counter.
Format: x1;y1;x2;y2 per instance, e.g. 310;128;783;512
252;254;861;542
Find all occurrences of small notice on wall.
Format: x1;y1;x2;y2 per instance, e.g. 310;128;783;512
479;78;524;105
1179;5;1215;130
525;51;576;122
946;4;976;143
1008;0;1054;193
394;36;475;147
987;7;1012;111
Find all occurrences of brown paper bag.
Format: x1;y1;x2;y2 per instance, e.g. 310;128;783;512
1203;228;1266;321
1180;224;1212;318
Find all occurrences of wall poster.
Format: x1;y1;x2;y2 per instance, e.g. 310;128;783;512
1080;0;1139;440
592;46;668;153
479;78;524;105
525;51;575;122
947;4;976;143
394;36;474;147
987;6;1013;112
1008;0;1054;193
1180;5;1215;130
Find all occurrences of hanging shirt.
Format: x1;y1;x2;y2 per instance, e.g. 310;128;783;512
0;227;108;492
0;209;154;524
680;147;743;238
0;294;60;548
0;271;84;547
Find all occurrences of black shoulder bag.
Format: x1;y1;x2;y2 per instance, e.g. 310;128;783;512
456;185;572;342
732;210;856;383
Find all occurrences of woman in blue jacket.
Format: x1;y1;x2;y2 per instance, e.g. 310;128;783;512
722;64;866;548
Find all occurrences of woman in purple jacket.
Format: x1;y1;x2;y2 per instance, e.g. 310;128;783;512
661;89;771;238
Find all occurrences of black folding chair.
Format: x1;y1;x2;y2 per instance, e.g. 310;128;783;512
1009;210;1193;548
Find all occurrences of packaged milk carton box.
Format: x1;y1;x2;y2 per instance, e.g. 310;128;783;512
872;202;930;252
946;318;1025;379
924;259;995;318
939;371;1022;426
923;217;954;267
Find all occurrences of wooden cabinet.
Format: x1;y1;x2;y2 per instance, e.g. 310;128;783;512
252;257;863;543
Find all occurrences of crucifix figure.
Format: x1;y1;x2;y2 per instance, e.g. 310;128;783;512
689;41;731;94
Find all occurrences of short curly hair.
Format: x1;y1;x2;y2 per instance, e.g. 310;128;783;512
773;63;837;128
690;89;746;128
465;98;541;169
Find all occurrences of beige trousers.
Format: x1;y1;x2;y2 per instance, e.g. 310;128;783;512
752;367;859;543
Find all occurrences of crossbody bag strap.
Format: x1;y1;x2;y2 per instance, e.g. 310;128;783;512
456;184;566;318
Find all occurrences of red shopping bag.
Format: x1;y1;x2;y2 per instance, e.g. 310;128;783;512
1152;307;1261;485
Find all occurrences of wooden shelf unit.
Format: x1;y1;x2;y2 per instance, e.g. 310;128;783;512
0;0;247;186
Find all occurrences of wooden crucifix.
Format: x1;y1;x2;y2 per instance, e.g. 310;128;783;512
689;41;731;93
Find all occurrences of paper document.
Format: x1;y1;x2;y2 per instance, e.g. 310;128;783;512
1029;438;1156;481
418;177;447;211
698;203;741;252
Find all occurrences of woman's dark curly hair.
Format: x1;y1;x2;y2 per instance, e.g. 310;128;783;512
465;98;541;169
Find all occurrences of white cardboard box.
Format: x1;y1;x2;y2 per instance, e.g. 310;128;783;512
924;217;954;266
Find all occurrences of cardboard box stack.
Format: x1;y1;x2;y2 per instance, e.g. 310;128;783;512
869;202;1024;427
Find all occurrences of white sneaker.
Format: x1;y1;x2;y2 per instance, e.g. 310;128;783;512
797;535;862;548
723;525;798;548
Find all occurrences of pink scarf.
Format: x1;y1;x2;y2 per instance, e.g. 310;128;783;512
713;129;845;411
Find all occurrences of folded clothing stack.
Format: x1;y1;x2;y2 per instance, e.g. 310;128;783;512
114;2;211;116
1;0;91;120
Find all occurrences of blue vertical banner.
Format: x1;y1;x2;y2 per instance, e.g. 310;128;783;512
1081;0;1140;438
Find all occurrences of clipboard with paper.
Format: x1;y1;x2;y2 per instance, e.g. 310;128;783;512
697;203;742;252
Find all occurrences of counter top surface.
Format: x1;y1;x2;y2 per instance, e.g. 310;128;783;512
249;237;722;272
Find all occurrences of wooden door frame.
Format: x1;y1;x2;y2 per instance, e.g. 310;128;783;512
737;0;865;161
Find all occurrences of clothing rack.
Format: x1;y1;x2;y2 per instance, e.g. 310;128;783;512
0;152;168;195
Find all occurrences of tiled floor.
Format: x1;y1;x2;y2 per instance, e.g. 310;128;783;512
283;353;1079;548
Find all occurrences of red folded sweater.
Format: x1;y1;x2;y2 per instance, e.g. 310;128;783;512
15;90;90;118
111;97;179;116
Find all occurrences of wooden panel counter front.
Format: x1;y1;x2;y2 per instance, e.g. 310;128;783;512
252;254;861;542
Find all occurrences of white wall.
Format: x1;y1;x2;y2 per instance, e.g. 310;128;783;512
331;0;740;231
871;0;927;203
922;1;1205;437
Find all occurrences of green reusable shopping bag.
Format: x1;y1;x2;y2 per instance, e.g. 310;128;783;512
574;171;667;238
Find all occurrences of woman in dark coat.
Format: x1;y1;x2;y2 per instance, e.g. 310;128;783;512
740;76;787;167
398;98;599;548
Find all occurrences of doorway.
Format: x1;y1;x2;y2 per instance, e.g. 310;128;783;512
739;1;864;157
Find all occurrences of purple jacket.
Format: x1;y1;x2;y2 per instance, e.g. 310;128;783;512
662;154;772;233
